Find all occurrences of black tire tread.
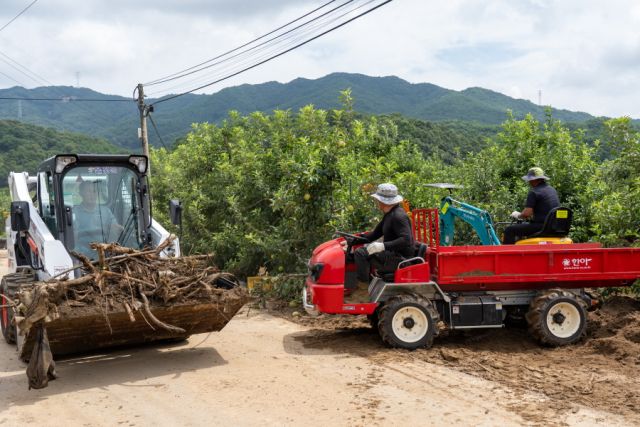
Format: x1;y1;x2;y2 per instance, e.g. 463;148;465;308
378;293;439;350
525;288;587;347
1;271;36;344
366;307;380;330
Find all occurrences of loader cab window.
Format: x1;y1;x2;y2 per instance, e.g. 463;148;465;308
40;172;58;238
62;166;145;260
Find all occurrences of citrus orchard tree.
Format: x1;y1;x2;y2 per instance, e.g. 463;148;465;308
151;96;637;300
151;91;440;289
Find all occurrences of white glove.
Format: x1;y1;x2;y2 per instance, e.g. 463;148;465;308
510;211;521;220
340;240;348;252
367;242;385;255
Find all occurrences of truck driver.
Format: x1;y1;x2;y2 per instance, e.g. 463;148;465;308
345;183;414;303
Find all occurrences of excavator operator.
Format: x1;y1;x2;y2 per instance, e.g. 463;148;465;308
345;183;414;303
503;167;560;244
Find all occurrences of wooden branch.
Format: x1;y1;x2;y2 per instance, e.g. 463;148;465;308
123;301;136;323
102;271;156;289
137;283;185;334
154;235;177;255
70;251;96;274
91;242;140;255
0;294;16;304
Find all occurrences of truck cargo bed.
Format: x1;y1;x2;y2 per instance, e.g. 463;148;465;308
427;244;640;292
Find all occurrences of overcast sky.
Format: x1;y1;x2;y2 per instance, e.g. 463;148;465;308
1;0;639;119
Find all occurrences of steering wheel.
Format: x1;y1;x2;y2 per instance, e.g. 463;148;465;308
335;231;369;243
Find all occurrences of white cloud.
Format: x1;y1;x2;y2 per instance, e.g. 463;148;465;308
1;0;640;118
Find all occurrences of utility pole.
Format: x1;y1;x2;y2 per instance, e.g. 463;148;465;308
538;90;542;106
137;83;150;174
17;100;22;119
76;72;80;88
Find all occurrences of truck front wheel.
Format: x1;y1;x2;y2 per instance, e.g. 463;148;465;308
378;293;439;350
526;289;587;346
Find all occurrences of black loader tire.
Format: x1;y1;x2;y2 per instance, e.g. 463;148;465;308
1;272;36;344
526;289;587;347
366;307;380;330
378;293;439;350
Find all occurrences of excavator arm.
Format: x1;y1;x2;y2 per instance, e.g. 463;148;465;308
439;196;501;246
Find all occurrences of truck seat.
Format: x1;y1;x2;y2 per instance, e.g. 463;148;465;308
376;241;428;282
527;207;572;239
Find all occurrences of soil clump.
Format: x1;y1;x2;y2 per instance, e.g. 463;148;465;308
270;295;640;424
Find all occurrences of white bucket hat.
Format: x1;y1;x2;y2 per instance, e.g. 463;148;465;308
371;183;404;205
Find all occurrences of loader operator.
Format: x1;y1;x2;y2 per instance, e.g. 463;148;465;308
345;183;414;303
503;167;560;244
73;180;124;259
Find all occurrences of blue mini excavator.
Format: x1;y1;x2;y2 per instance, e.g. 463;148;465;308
424;183;572;246
424;183;501;246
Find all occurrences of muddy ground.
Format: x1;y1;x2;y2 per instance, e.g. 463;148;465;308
2;242;639;426
270;296;640;425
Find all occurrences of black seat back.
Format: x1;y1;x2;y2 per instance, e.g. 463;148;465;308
528;206;572;238
415;242;427;259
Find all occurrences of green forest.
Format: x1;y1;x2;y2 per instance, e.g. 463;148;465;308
0;73;624;151
0;119;128;185
150;90;640;299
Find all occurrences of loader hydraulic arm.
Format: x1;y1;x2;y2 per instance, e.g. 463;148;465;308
439;196;501;246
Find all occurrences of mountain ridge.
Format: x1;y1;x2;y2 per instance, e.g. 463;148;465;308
0;73;600;150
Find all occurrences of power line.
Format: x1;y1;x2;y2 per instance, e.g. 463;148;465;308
0;80;122;130
0;69;27;87
148;0;392;106
146;0;357;94
0;53;121;125
0;97;132;102
0;0;38;33
148;1;359;97
147;113;168;150
145;0;342;86
0;35;77;87
0;117;124;154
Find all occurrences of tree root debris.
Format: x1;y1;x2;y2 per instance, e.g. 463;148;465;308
12;237;248;339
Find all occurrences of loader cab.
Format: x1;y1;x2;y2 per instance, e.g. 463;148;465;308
37;154;151;261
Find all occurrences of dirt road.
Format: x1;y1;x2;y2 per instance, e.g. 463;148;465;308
1;250;638;426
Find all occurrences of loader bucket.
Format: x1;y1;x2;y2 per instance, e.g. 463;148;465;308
17;289;249;363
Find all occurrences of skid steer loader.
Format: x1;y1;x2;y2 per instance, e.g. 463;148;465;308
1;154;247;364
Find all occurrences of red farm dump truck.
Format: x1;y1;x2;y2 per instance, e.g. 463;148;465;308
303;191;640;350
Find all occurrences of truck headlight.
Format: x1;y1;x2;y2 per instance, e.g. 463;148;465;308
308;263;324;282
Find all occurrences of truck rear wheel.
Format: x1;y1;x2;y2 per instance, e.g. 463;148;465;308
378;293;439;350
1;272;35;344
526;289;587;346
